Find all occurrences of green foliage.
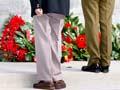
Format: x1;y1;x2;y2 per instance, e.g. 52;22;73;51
62;13;89;62
112;24;120;60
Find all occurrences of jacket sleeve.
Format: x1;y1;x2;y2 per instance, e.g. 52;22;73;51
37;0;42;8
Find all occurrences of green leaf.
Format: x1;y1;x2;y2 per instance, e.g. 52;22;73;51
26;54;32;62
15;31;25;38
21;22;33;31
62;52;68;57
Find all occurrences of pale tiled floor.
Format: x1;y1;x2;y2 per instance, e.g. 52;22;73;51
0;61;120;90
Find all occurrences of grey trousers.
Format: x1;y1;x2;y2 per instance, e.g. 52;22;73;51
33;13;65;82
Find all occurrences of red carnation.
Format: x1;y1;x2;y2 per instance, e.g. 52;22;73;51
64;22;71;28
31;36;35;44
8;15;25;31
0;15;34;62
62;45;67;51
68;48;73;59
26;30;31;41
73;26;78;31
67;47;73;53
76;34;86;48
65;47;73;62
64;36;72;43
16;49;27;62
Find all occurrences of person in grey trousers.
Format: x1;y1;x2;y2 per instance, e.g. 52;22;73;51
31;0;70;89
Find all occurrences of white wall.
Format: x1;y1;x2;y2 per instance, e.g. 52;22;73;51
0;0;31;31
113;0;120;23
0;0;119;31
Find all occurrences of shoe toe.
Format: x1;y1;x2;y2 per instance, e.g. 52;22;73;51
54;80;66;89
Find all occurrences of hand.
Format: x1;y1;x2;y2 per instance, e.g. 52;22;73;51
35;8;43;16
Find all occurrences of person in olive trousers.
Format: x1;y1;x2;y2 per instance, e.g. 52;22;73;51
81;0;115;73
30;0;69;89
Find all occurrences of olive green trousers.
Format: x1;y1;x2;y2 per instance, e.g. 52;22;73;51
82;0;115;66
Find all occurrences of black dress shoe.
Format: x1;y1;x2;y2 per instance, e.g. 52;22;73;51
100;66;109;73
81;64;100;73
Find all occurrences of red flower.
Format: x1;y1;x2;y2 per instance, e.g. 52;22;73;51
31;36;35;44
64;36;72;43
76;34;86;48
68;47;73;60
0;15;35;62
64;55;73;62
16;49;27;61
8;15;25;31
67;47;73;53
62;45;67;51
73;26;78;31
6;40;14;51
12;44;19;54
64;22;71;28
1;37;19;54
1;15;27;61
26;30;31;41
64;47;73;62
